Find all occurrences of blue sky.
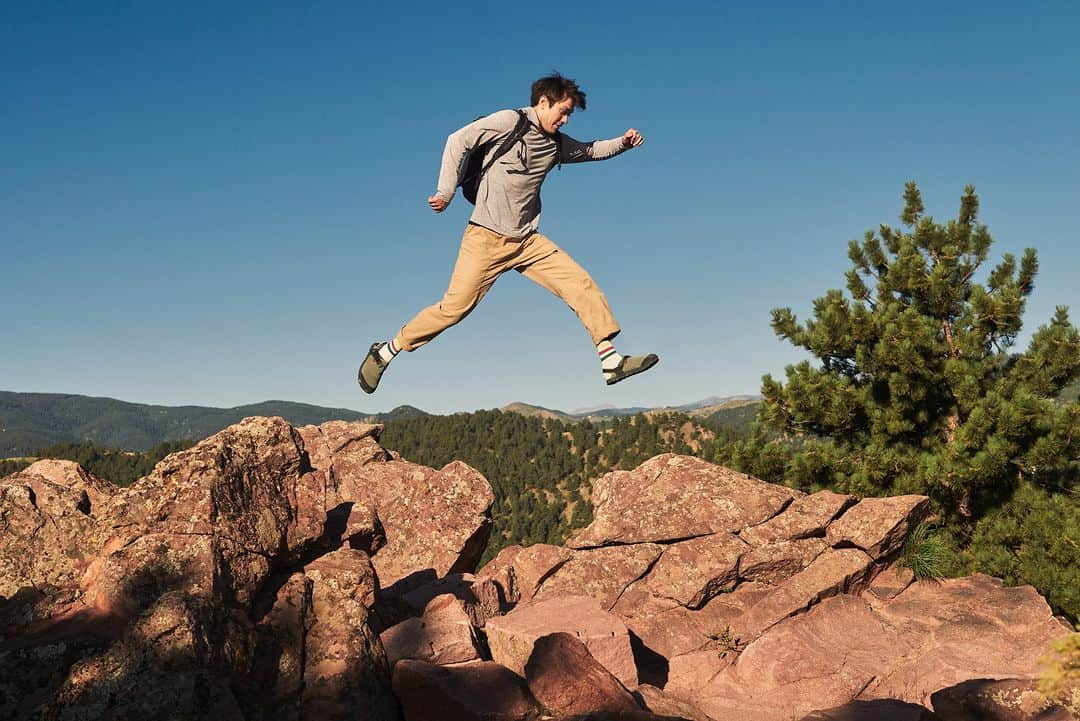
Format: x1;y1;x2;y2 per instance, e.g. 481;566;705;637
3;1;1078;415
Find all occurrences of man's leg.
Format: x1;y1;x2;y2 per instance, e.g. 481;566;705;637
515;233;658;385
358;224;506;393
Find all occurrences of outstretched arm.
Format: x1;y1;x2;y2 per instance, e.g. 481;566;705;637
428;109;519;212
559;128;644;164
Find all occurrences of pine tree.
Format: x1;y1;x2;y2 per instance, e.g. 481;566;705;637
759;183;1079;521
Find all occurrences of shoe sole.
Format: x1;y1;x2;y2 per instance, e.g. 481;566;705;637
358;344;384;394
605;354;659;386
358;369;377;394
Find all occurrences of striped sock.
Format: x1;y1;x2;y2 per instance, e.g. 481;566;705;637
378;338;401;364
597;340;623;371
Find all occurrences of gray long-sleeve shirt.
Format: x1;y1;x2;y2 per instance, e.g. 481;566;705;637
435;106;630;239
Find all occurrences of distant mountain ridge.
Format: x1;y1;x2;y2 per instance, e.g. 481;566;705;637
500;395;761;423
0;391;425;456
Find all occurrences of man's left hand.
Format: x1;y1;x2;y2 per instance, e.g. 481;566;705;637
622;129;644;148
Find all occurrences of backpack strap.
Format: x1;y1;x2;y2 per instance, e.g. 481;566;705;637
478;109;530;178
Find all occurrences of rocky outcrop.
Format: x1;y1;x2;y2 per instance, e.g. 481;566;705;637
0;416;495;720
485;594;639;689
567;454;795;548
1;426;1071;721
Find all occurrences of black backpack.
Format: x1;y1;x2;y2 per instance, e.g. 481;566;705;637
458;110;531;205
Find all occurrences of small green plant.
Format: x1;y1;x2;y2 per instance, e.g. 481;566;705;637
1039;634;1080;715
708;626;746;658
899;520;949;581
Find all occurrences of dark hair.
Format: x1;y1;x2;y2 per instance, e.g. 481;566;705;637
531;72;586;110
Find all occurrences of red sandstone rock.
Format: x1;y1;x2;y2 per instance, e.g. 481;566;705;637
302;547;398;720
735;547;875;639
245;572;311;720
485;594;639;689
930;678;1072;721
864;565;916;607
567;454;795;548
43;591;247;721
301;421;495;587
615;581;771;661
21;459;115;514
739;537;829;586
741;489;854;545
83;416;331;615
534;543;664;610
0;470;98;599
684;594;903;721
863;575;1072;706
634;684;715;721
476;544;524;603
639;532;748;608
524;632;641;715
392;658;541;721
380;593;480;667
825;495;931;560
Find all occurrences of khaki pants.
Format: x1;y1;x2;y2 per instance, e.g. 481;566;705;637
396;223;620;351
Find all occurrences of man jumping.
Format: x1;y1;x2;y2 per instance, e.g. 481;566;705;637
359;73;658;393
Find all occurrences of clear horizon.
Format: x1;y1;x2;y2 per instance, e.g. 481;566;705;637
5;2;1078;415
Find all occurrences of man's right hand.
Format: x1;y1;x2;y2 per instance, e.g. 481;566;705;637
428;195;449;213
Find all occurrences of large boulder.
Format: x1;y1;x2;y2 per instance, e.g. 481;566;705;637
665;575;1072;720
567;454;795;548
42;591;247;721
485;594;639;689
301;548;399;721
930;678;1073;721
476;543;572;606
734;547;875;639
380;593;481;667
82;416;332;616
524;632;641;716
0;464;108;600
299;422;495;587
391;659;540;721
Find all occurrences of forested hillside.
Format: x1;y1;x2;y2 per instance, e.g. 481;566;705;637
0;391;425;455
0;439;197;486
380;410;724;564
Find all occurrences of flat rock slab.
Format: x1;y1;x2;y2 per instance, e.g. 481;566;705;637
741;490;854;546
739;538;829;586
687;595;907;721
639;533;748;608
534;544;663;611
864;574;1073;706
380;594;480;667
614;580;771;661
392;659;540;721
485;594;638;689
735;548;875;639
826;495;930;560
568;454;795;548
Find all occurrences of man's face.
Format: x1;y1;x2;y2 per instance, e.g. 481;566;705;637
536;95;575;134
